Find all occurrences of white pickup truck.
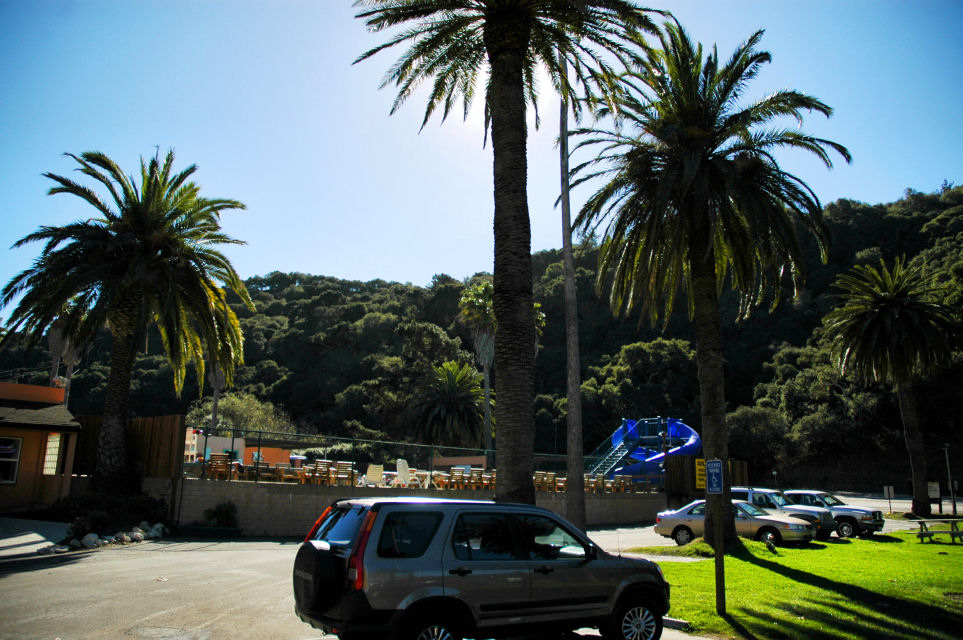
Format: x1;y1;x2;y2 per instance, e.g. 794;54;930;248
784;489;885;537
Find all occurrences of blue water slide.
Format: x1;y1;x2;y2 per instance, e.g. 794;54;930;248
612;417;701;477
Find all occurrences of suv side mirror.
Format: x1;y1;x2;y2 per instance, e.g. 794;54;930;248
586;544;599;560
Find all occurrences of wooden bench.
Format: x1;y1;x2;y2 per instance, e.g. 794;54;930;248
916;519;963;543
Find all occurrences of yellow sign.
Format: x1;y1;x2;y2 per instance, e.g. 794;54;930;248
695;458;706;489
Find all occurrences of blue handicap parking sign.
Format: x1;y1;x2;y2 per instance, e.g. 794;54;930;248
706;458;723;494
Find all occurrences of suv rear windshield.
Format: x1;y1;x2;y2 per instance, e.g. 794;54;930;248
314;505;369;546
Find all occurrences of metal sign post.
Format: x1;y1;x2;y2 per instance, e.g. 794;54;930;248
705;458;725;614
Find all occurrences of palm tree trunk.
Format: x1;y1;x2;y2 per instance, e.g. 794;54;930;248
558;59;586;530
897;381;931;516
92;318;139;495
48;322;65;385
689;236;737;549
485;17;536;505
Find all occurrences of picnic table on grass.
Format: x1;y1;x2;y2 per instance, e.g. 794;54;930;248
915;519;963;543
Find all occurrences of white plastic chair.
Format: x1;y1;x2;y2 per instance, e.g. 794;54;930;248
393;459;421;488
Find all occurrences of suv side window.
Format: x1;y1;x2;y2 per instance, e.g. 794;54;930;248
452;514;517;561
377;511;442;558
731;490;748;501
516;514;586;560
753;494;773;508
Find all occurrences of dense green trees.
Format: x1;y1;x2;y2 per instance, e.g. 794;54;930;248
0;150;251;493
2;182;959;497
186;391;294;436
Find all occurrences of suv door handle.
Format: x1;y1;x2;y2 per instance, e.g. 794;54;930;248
534;566;554;575
449;567;472;577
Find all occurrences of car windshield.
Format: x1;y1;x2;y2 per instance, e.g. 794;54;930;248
821;493;845;506
736;502;767;517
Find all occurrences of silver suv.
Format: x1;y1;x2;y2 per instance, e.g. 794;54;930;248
783;490;885;538
293;497;670;640
730;486;836;541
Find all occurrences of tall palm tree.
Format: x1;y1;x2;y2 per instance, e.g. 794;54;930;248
1;150;252;494
410;360;487;448
353;0;657;504
823;258;957;516
572;21;851;546
557;55;587;529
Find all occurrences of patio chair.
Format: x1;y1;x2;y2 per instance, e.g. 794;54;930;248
334;461;355;486
468;468;485;490
207;453;233;481
363;463;389;487
308;459;331;485
448;466;466;490
533;471;546;491
392;459;420;488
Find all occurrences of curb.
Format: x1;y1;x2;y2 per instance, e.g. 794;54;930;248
665;617;690;631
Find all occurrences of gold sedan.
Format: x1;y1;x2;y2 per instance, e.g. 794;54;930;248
654;499;816;546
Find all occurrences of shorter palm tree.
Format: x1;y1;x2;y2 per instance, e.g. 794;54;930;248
823;257;957;515
1;150;252;493
409;361;487;448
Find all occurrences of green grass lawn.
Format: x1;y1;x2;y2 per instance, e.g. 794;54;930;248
632;531;963;639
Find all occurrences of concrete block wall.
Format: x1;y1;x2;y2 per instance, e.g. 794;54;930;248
147;478;667;537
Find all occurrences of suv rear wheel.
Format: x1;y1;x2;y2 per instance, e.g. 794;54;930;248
402;616;463;640
601;595;663;640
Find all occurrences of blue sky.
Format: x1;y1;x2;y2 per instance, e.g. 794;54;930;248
1;0;961;314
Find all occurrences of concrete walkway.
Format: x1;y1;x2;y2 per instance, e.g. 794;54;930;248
0;517;69;559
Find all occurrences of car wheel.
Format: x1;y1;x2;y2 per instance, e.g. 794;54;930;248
672;526;694;546
403;617;463;640
756;528;781;545
836;518;858;538
292;540;342;613
601;596;663;640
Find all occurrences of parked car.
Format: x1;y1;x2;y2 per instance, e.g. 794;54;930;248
783;489;885;537
293;497;670;640
730;486;837;541
654;499;815;546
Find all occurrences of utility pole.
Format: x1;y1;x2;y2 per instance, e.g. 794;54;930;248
944;444;957;516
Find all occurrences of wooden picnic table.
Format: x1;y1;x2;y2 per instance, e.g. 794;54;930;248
915;519;963;543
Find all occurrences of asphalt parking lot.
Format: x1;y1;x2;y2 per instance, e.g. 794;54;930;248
0;493;917;640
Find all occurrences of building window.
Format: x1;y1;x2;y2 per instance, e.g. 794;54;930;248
43;433;62;475
0;437;22;484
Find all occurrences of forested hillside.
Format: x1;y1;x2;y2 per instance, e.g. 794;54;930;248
3;186;960;490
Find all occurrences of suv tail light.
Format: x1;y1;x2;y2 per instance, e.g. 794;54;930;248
346;509;378;591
